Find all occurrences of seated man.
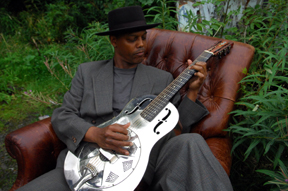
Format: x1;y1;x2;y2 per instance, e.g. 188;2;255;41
17;6;233;191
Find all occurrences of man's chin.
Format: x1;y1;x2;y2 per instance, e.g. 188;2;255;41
135;57;145;64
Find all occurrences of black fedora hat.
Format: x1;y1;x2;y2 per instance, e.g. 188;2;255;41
96;6;161;36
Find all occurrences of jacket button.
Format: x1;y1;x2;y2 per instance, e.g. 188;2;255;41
72;136;77;143
91;120;96;124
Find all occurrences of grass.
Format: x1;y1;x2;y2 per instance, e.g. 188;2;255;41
0;34;67;190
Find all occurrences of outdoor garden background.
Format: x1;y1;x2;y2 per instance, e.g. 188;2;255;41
0;0;287;190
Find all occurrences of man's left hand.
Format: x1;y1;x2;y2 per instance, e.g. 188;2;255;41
186;59;207;102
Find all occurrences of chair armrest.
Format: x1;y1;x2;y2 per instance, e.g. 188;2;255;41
5;117;66;190
206;137;232;175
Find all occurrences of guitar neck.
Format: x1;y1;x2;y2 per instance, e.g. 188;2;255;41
140;51;214;122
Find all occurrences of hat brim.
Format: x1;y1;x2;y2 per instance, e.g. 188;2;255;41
96;23;161;36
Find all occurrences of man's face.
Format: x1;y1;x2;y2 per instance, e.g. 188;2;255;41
111;30;147;68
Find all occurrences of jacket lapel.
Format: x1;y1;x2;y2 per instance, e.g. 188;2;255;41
93;60;114;116
93;62;153;117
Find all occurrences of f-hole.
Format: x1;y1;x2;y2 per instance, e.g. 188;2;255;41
125;98;152;115
153;108;171;134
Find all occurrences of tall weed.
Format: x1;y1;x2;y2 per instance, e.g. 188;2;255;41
145;0;178;30
223;0;287;189
180;0;287;189
0;8;20;35
227;0;287;159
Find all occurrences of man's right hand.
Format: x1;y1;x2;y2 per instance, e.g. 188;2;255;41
84;123;132;155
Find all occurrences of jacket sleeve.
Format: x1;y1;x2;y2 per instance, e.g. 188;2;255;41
166;74;209;133
51;65;93;152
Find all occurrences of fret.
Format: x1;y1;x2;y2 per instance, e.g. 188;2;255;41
194;52;213;63
140;66;199;122
195;57;206;62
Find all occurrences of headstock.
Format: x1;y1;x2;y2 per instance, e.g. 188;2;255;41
205;41;234;59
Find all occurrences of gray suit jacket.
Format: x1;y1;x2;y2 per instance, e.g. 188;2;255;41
51;59;209;153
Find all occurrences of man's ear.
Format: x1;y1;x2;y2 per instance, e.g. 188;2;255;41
110;35;117;48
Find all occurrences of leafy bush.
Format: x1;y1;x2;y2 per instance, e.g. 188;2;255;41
257;159;288;191
145;0;178;30
179;0;287;189
0;8;21;35
219;0;287;190
226;0;287;159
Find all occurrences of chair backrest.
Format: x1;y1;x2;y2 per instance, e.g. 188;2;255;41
143;28;255;139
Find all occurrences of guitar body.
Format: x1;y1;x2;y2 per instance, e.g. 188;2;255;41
64;95;179;191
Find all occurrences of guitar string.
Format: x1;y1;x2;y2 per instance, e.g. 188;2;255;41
140;52;213;121
129;49;223;122
123;45;227;123
141;68;196;120
141;72;190;120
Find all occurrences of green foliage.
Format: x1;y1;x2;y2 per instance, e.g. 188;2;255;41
17;2;78;43
180;0;288;189
40;21;113;93
1;0;112;43
102;0;141;14
183;0;228;36
0;32;72;109
1;36;48;81
0;92;12;104
257;160;288;191
64;22;113;62
216;0;287;189
0;8;21;35
145;0;178;30
227;0;287;153
183;9;226;36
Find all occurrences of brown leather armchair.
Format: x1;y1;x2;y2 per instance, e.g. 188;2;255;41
5;28;255;191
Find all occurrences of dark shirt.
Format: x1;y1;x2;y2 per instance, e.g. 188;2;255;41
113;66;137;115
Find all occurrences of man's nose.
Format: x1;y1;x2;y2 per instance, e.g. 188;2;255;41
137;38;144;47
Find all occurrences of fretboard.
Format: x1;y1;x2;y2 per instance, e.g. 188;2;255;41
140;51;213;122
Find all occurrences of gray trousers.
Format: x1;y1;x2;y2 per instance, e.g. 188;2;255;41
16;133;233;191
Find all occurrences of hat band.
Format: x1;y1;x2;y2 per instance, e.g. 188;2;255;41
110;20;147;30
